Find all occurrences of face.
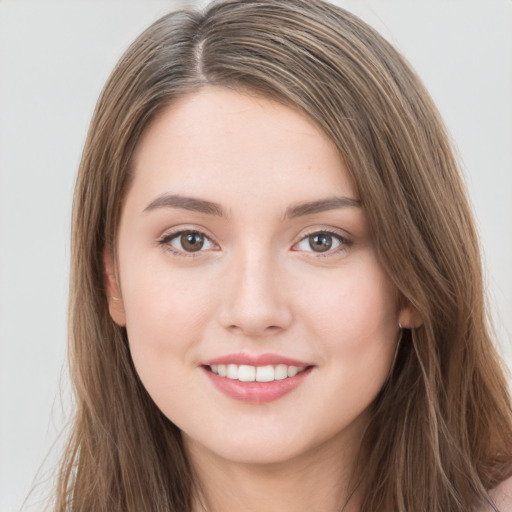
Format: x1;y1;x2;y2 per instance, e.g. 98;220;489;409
106;86;406;467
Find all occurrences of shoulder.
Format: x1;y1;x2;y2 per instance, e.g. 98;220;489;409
485;474;512;512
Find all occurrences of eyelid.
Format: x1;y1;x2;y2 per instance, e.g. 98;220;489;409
291;227;353;256
156;224;353;258
157;226;220;257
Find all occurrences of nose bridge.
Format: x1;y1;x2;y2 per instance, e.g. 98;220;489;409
219;241;292;336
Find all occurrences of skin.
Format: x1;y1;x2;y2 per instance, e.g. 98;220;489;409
105;86;420;512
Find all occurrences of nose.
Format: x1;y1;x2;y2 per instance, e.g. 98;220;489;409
218;250;293;337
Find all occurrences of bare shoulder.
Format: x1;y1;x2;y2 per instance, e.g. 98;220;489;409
486;474;512;512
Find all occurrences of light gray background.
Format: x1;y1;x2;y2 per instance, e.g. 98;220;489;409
0;1;511;511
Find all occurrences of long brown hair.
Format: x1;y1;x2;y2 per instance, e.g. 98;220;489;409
56;1;512;510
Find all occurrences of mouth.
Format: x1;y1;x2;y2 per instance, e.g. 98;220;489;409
200;355;314;403
205;363;308;382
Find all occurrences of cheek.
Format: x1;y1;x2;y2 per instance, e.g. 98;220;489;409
297;261;399;365
119;258;218;371
118;264;221;421
302;267;399;425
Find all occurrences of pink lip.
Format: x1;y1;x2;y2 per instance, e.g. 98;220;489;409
200;353;314;404
202;352;311;367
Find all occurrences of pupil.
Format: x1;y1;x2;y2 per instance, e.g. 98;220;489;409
181;232;204;252
310;233;332;252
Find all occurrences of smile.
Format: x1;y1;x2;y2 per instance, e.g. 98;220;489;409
208;364;307;382
202;355;314;404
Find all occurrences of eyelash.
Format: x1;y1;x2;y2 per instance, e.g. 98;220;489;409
292;229;353;258
157;228;353;258
157;229;218;258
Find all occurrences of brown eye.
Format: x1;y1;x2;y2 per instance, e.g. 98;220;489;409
180;232;205;252
294;230;350;255
308;233;333;252
161;230;215;254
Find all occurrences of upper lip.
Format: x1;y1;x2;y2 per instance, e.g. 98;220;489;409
201;352;313;367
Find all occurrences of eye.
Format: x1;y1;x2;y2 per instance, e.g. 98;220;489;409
294;231;350;254
159;230;216;254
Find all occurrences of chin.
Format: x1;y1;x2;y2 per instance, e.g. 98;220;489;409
198;440;312;466
182;420;356;469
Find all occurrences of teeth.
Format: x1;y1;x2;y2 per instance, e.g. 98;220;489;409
227;364;238;379
275;364;288;380
209;364;306;382
256;365;274;382
287;366;299;377
238;365;256;382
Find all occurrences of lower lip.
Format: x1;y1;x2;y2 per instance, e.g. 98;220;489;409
202;366;313;404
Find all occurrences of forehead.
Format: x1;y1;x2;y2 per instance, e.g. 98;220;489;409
130;86;358;207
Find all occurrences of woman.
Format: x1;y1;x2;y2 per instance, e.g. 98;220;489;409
55;0;512;511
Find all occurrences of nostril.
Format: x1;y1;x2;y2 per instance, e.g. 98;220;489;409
218;289;293;335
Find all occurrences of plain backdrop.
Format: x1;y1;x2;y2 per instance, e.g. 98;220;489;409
0;1;511;511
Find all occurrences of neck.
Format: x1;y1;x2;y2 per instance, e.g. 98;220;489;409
185;428;365;512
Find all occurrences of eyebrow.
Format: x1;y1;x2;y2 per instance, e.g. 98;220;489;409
143;194;225;216
143;193;361;218
284;196;361;218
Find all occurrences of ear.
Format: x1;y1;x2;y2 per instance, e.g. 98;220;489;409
103;250;126;326
398;302;423;329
